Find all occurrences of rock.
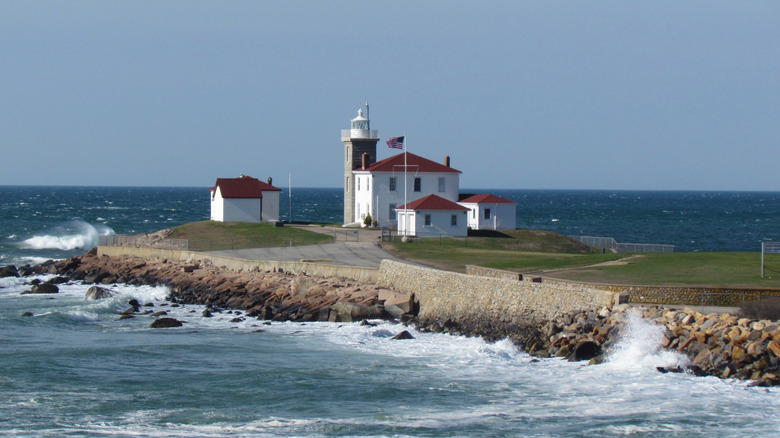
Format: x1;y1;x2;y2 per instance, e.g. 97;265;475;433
21;283;59;294
150;317;183;328
84;286;114;300
151;311;168;317
22;311;34;317
0;265;19;278
569;341;601;362
391;330;415;340
768;340;780;358
384;303;406;319
202;309;213;318
330;301;385;322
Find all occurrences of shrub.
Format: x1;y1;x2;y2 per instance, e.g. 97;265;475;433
739;297;780;320
363;214;372;228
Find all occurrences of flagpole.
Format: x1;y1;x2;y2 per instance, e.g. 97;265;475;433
403;131;407;236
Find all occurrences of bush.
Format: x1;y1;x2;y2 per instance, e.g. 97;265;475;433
363;214;372;228
739;297;780;320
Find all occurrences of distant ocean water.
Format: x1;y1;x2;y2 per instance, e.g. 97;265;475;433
1;186;777;267
1;186;780;437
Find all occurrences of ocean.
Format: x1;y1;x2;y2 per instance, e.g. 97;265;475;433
1;186;779;436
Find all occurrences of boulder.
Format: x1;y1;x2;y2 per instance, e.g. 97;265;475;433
330;301;385;322
384;303;406;319
568;341;601;362
84;286;114;300
391;330;415;340
0;265;19;278
21;283;59;294
150;317;183;328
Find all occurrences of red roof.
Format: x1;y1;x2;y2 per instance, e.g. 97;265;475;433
359;152;461;174
210;175;281;198
398;194;469;211
458;194;516;204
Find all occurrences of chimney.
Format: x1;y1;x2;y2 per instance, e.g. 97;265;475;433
444;155;451;168
267;177;273;186
362;152;369;169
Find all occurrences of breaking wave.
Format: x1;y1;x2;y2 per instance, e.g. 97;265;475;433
20;221;115;251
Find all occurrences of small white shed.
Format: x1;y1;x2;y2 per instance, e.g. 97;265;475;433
458;194;517;230
210;175;281;223
396;194;469;237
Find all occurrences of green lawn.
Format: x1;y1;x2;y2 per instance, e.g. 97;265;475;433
384;230;780;288
169;221;333;251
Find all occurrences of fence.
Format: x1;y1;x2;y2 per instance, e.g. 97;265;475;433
99;234;189;251
569;236;674;253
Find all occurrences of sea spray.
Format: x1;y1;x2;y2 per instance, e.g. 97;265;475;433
21;220;115;251
605;310;690;371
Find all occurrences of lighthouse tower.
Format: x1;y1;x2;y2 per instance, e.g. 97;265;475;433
341;105;379;224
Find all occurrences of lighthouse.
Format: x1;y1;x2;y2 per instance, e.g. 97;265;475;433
341;104;379;224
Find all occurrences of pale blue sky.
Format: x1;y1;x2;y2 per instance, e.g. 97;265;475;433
1;1;778;190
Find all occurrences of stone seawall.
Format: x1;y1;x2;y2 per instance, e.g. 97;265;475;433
379;260;623;324
98;246;379;283
466;265;780;307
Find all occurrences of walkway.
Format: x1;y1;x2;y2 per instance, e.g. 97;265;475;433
206;241;404;268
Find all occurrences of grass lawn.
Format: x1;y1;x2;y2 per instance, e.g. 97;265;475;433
169;221;333;251
383;229;780;289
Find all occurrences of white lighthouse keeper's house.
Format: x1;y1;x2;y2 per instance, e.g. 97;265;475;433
210;175;281;223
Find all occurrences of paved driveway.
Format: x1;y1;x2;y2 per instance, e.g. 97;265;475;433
206;241;404;268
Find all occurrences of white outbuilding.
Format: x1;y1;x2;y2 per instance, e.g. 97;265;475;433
458;194;517;230
395;194;469;237
210;175;281;223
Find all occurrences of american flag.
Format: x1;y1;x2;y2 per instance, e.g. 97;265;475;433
386;136;404;149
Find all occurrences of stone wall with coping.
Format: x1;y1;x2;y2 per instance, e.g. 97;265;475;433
97;246;379;283
379;260;622;324
466;265;780;307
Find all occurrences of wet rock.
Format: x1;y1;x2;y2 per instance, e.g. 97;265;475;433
391;330;415;340
21;283;59;294
150;317;183;328
0;265;19;278
85;286;114;300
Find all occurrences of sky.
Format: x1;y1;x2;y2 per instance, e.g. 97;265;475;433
1;1;778;191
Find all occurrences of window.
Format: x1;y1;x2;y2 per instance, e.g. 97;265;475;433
357;177;360;191
424;214;432;226
389;203;397;220
389;177;396;192
438;177;446;192
414;177;421;192
484;208;491;220
346;176;350;192
451;214;457;226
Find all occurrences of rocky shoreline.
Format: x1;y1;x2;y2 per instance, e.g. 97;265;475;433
4;251;780;387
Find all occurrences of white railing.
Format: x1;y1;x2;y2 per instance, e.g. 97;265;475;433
570;235;674;253
341;129;379;140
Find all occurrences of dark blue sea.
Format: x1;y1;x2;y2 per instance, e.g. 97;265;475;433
1;186;777;266
1;186;779;436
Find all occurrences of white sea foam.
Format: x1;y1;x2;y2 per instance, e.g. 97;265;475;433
605;310;690;370
20;220;115;251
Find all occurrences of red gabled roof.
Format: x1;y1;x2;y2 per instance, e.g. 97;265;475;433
398;194;469;211
211;175;281;198
458;194;516;204
360;152;461;174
